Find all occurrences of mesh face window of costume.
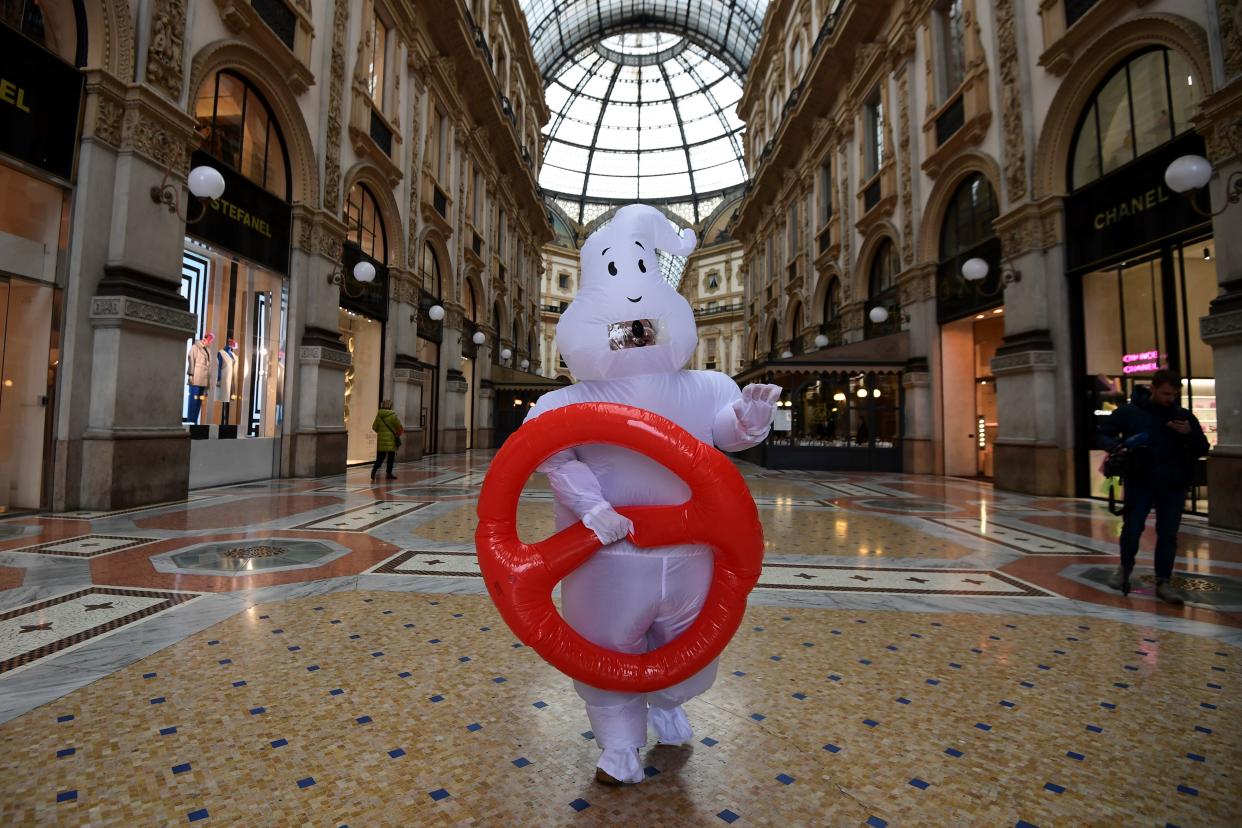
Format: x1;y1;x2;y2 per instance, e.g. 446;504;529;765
557;204;697;381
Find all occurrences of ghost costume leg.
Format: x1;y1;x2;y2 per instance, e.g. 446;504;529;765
561;547;716;783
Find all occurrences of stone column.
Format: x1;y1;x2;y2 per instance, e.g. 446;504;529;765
1196;79;1242;529
66;78;200;510
899;265;935;473
441;306;467;452
389;273;424;461
990;200;1074;496
288;212;350;477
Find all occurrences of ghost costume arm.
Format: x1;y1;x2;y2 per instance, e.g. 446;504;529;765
712;382;782;452
537;450;634;545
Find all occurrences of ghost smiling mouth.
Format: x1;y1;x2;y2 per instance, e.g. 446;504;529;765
608;319;658;350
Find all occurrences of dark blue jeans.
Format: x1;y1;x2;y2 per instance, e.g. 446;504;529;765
1119;482;1184;579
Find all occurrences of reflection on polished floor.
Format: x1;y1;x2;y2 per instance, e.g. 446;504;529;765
0;454;1238;826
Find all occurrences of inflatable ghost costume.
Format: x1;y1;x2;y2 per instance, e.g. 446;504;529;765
524;204;780;784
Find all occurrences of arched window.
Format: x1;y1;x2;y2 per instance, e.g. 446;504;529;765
344;183;387;263
1069;47;1202;190
865;238;900;338
464;279;477;323
421;242;441;297
194;70;290;200
936;173;1000;320
823;276;841;322
4;0;82;65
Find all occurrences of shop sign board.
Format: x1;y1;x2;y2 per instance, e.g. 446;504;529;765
0;23;84;180
339;241;389;321
1066;132;1210;272
1122;350;1162;374
189;150;292;274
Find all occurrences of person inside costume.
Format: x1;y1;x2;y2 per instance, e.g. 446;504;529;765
523;204;780;785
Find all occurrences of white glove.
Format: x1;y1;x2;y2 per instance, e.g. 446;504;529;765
732;383;782;432
581;502;634;546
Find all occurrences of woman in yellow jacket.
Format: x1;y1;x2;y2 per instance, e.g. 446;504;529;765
371;400;404;481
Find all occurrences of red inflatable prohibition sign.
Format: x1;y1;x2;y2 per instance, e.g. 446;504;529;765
476;402;764;693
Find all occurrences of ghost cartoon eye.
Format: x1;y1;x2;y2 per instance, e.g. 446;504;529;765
637;259;647;274
608;261;618;276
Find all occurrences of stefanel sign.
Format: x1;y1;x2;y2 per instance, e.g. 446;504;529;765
1066;131;1211;272
0;22;84;180
189;149;292;274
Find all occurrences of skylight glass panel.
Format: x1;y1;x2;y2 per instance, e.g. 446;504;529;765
590;150;638;177
642;149;690;176
587;174;639;199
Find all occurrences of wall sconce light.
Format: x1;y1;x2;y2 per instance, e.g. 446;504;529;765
327;260;376;299
961;255;1021;298
833;392;847;402
151;164;224;224
780;349;793;359
814;333;829;348
520;358;530;370
427;304;446;321
868;304;910;325
501;347;513;361
856;387;868;398
472;330;487;345
1165;137;1242;217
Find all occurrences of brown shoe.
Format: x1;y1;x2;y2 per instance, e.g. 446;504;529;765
1155;578;1185;605
594;767;625;786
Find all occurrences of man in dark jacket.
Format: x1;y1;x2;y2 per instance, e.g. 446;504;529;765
1098;370;1210;604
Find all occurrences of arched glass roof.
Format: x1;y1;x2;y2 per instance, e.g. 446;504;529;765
517;1;770;222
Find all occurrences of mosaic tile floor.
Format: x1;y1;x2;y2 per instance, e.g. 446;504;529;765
0;453;1239;826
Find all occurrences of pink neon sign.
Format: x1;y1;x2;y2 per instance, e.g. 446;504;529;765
1122;350;1161;374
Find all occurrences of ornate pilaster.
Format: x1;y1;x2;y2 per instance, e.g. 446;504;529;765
324;0;351;211
897;65;914;267
995;0;1027;203
1221;0;1242;81
144;0;186;101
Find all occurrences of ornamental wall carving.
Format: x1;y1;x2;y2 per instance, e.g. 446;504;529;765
995;0;1027;202
90;296;197;335
897;66;915;267
1222;0;1242;79
144;0;186;101
324;0;351;212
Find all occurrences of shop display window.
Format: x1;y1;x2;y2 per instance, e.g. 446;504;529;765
770;371;901;449
181;241;288;438
1081;237;1215;514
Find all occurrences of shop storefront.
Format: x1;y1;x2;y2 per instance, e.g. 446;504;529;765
735;334;906;471
182;70;292;487
936;173;1004;479
0;19;83;512
338;183;389;466
1065;47;1216;513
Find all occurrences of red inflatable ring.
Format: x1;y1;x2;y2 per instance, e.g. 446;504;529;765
476;402;764;693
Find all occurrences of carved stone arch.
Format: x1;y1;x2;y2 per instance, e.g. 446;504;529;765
86;0;136;76
342;162;406;269
811;264;844;325
854;221;901;302
417;226;453;299
917;151;1003;264
188;40;321;208
1032;14;1213;200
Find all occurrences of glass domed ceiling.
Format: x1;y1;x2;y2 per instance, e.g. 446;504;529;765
517;1;771;222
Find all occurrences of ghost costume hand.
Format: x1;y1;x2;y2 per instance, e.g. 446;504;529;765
582;503;635;546
712;383;781;451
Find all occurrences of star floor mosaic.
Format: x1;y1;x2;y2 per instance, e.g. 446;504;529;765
3;535;158;559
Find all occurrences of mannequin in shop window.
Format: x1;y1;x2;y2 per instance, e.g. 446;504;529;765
186;333;214;424
216;338;238;424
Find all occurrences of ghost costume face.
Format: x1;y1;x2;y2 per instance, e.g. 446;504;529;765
556;204;698;381
521;204;780;785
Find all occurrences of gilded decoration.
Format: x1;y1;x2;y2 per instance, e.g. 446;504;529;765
996;0;1027;202
324;0;350;212
145;0;187;101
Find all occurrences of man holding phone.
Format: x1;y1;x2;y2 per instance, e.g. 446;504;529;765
1098;370;1210;603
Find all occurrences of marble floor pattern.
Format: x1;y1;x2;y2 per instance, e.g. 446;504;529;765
0;453;1239;826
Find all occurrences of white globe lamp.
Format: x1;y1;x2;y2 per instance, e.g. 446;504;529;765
1164;155;1212;194
869;305;889;324
814;333;829;348
428;304;446;321
351;261;376;284
520;358;530;370
187;166;225;200
780;350;793;359
961;257;989;282
472;331;486;345
501;347;512;360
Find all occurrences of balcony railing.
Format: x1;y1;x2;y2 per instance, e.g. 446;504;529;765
472;232;483;256
254;0;296;50
863;179;882;213
432;186;448;218
369;109;393;156
934;94;965;147
694;302;745;317
467;14;493;66
499;94;516;127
